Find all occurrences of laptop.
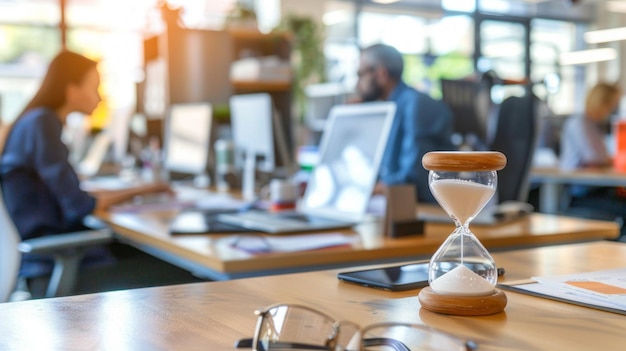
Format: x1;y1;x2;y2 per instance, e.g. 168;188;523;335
218;101;397;233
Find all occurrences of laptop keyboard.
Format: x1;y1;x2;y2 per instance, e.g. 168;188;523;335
275;213;313;222
235;211;335;225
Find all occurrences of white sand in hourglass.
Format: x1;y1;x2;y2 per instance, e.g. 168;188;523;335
430;179;495;225
430;265;495;296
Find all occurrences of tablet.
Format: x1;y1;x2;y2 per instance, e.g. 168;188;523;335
337;262;430;291
338;262;505;292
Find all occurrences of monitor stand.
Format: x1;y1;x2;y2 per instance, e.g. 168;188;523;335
242;151;257;201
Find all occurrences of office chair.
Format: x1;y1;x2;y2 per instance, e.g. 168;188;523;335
441;78;490;150
0;188;20;303
0;186;113;302
0;186;112;302
489;93;538;203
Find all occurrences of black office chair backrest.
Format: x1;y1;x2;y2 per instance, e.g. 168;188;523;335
490;93;538;203
441;78;487;148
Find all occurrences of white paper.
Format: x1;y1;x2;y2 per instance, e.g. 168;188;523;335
224;233;358;254
517;268;626;312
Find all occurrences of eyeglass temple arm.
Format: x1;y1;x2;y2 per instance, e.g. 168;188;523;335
234;338;330;350
363;337;410;351
234;337;417;351
364;336;478;351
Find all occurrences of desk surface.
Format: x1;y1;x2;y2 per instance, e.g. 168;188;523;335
1;241;626;350
97;198;619;279
531;166;626;186
531;167;626;214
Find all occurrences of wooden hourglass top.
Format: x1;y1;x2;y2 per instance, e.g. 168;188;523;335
422;151;507;172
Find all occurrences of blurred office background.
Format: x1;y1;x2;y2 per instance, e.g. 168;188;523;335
1;0;625;155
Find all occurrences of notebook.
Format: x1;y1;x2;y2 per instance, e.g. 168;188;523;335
218;101;397;233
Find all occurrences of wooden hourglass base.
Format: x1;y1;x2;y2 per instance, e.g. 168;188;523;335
418;287;507;316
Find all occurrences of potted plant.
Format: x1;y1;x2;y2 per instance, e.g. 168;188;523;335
224;2;258;29
275;14;326;121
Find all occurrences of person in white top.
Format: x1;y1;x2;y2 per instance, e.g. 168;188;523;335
560;82;619;171
559;82;626;241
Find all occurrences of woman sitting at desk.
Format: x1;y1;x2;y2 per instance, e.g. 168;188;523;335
560;81;626;239
0;50;169;279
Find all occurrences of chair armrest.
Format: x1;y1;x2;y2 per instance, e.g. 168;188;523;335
18;229;113;255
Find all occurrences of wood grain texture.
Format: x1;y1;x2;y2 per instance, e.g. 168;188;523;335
422;151;507;171
0;242;626;350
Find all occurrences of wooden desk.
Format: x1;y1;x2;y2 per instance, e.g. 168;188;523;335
1;241;625;350
531;166;626;214
97;203;619;280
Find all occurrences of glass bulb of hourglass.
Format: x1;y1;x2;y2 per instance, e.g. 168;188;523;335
427;170;499;296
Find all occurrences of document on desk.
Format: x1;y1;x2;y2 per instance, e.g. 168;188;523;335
219;233;359;255
499;268;626;315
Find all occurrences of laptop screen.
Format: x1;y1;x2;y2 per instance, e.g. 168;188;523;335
301;102;396;221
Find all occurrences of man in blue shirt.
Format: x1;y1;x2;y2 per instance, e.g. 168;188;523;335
357;44;456;203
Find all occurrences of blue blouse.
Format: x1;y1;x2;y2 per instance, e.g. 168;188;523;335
0;107;95;240
379;81;457;203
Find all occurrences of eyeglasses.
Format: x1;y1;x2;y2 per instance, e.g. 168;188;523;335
235;303;478;351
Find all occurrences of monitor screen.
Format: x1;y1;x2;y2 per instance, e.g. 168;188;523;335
163;103;213;175
230;93;275;172
108;106;135;163
304;82;349;132
302;102;396;220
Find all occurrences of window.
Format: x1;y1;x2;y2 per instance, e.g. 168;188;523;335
0;0;241;126
531;18;577;115
0;0;61;122
355;9;474;98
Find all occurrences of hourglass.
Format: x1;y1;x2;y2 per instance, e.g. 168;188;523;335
418;151;508;316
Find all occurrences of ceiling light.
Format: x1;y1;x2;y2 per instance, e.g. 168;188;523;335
585;27;626;44
559;48;617;66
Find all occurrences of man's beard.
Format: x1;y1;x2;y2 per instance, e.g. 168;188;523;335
360;82;384;102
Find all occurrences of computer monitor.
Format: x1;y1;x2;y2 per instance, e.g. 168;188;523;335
302;101;396;218
108;106;135;163
74;107;132;177
230;93;288;173
304;82;350;133
163;102;213;176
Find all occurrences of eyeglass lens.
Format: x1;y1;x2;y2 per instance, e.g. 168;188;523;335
255;305;475;351
360;324;471;351
256;305;340;350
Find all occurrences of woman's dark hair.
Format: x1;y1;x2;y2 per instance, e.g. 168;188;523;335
19;50;97;118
